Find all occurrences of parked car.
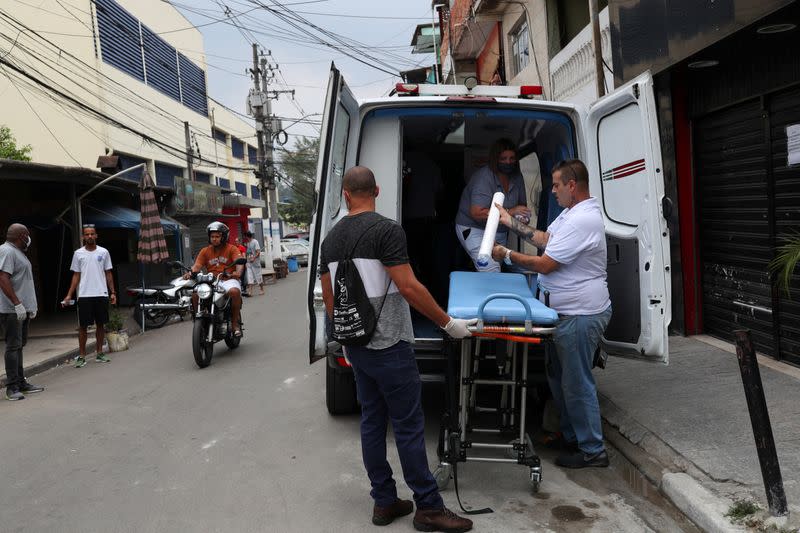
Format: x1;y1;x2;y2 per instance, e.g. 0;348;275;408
308;66;672;415
281;241;309;266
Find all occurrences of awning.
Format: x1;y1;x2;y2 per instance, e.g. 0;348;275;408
83;204;183;232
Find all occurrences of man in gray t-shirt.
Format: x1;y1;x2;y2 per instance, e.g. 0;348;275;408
0;224;43;401
319;166;475;532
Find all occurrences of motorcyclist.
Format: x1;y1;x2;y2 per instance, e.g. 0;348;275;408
184;222;244;336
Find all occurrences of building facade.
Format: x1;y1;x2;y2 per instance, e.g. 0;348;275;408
0;0;267;313
607;0;800;365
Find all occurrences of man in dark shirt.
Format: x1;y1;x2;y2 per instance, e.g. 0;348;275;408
320;166;475;532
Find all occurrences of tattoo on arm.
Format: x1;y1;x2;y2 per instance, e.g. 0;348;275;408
507;218;548;249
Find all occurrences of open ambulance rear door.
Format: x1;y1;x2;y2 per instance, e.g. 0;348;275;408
584;72;671;364
307;64;358;364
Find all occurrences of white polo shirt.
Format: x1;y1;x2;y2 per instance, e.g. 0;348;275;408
538;197;610;315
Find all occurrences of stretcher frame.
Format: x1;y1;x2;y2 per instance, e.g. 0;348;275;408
435;289;555;495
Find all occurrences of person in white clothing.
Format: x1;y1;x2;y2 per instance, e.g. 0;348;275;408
62;225;117;367
491;159;612;470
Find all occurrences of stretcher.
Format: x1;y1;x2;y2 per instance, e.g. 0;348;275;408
434;272;558;497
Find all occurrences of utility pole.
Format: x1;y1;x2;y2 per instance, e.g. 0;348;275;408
589;0;606;98
184;121;194;180
248;45;294;247
261;56;279;242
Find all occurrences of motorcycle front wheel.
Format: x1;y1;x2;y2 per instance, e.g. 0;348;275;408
192;318;214;368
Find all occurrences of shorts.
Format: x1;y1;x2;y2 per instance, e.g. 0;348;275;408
78;297;109;328
218;279;242;293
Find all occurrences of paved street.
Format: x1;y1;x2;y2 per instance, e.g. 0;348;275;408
1;272;697;532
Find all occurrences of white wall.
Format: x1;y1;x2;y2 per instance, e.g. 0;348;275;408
549;6;614;105
501;0;551;97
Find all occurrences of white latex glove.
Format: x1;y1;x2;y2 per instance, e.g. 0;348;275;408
28;310;37;320
14;303;27;321
443;317;478;339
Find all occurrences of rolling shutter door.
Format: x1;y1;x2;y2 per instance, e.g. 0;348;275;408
769;86;800;365
695;99;775;355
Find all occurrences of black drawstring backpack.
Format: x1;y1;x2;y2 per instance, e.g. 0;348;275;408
331;220;390;347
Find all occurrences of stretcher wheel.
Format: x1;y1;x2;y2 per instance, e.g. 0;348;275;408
433;463;452;491
529;466;542;493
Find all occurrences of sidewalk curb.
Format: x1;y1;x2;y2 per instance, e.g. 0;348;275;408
1;332;141;388
600;394;745;533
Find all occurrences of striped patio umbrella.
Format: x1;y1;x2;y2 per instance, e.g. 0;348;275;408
137;170;169;263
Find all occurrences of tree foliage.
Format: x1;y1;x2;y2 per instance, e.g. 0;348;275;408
277;136;318;228
0;125;32;161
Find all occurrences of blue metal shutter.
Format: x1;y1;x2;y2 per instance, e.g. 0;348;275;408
117;154;147;181
235;182;247;196
178;53;208;116
218;177;231;190
250;185;261;199
95;0;144;82
194;172;211;184
212;128;226;143
154;162;182;189
141;25;180;102
248;145;258;164
231;137;244;159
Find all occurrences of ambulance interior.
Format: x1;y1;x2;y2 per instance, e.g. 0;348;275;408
358;106;577;341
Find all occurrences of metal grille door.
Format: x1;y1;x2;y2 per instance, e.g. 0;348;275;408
695;99;774;355
695;87;800;365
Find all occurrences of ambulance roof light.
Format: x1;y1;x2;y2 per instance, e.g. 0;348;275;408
395;83;419;95
520;86;543;97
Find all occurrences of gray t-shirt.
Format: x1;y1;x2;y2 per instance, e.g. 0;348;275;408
454;165;527;232
320;212;415;350
0;242;37;313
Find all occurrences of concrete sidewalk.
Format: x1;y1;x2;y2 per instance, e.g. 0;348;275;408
1;309;147;387
597;335;800;532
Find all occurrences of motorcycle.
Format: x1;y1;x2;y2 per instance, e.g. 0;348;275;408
188;257;247;368
126;262;195;329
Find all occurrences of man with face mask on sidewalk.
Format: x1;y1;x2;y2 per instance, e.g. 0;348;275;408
0;224;43;401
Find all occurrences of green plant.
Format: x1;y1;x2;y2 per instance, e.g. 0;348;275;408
0;125;32;161
769;233;800;296
725;499;760;523
106;307;125;332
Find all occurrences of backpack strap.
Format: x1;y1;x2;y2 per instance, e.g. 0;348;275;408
345;218;388;260
345;217;393;323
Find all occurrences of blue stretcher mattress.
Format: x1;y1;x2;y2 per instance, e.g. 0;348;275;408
447;271;559;325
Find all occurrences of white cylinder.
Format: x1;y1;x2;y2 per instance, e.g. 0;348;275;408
476;192;505;267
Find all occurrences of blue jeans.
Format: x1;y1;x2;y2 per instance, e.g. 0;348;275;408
546;306;612;455
346;341;443;510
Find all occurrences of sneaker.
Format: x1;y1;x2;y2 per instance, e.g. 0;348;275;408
373;499;413;526
5;388;24;401
555;449;610;469
19;382;44;394
95;353;111;363
413;507;472;533
74;356;86;368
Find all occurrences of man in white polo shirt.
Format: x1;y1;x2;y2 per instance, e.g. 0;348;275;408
62;225;117;368
491;158;612;469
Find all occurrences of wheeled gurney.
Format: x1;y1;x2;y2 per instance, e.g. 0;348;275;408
434;271;558;495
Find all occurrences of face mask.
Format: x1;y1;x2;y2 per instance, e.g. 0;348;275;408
25;236;31;249
497;162;517;174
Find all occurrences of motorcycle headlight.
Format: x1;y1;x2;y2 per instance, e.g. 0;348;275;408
196;283;212;300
